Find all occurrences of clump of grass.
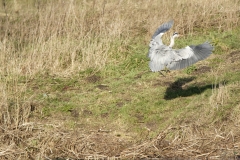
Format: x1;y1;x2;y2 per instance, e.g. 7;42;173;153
184;65;197;74
210;82;229;109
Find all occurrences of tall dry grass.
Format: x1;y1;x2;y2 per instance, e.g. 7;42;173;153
0;0;239;77
0;0;240;159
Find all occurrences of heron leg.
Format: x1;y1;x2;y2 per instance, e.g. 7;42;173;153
164;67;171;73
159;71;166;77
163;66;171;73
158;67;171;76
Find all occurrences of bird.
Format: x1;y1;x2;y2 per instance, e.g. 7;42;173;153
148;20;213;73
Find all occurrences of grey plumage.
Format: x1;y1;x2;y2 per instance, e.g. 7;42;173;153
148;20;213;72
151;20;174;39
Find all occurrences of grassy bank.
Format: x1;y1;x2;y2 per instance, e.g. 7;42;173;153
0;0;240;159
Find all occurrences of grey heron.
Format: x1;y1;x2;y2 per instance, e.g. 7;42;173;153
148;20;213;72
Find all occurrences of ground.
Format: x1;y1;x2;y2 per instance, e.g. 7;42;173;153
1;0;240;159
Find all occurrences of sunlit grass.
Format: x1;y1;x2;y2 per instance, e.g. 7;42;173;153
1;0;240;159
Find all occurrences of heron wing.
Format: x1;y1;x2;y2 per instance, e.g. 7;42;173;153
152;20;174;39
148;20;174;59
167;42;214;70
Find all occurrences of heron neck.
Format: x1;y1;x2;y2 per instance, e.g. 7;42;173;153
169;36;175;48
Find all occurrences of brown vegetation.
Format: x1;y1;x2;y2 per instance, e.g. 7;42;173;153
0;0;239;76
0;0;240;159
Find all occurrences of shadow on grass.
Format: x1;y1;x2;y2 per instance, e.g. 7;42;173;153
164;77;213;100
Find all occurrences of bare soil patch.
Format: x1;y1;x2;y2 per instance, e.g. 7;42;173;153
86;75;101;83
228;50;240;63
193;66;211;75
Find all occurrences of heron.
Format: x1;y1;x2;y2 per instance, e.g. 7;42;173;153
148;20;213;73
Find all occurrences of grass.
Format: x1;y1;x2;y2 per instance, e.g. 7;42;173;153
1;0;240;159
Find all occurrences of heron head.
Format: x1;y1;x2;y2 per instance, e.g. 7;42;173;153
159;32;165;37
172;32;180;38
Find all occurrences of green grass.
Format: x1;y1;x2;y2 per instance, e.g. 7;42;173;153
9;29;240;142
1;1;240;158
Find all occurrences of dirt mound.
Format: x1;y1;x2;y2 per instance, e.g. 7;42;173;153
193;66;211;75
228;50;240;63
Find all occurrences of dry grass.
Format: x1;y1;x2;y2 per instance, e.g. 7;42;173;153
0;0;240;159
0;121;129;159
121;125;240;159
2;123;239;159
210;82;229;109
0;0;239;76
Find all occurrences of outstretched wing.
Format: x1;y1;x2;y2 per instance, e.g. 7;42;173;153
149;42;213;72
167;42;214;70
148;20;174;59
151;20;174;39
